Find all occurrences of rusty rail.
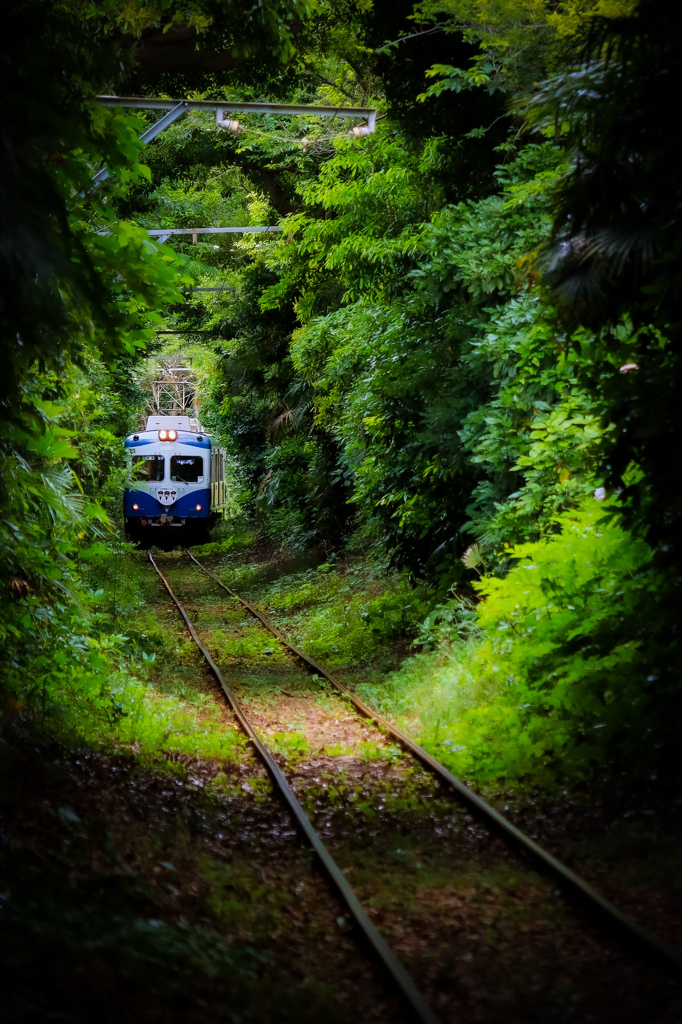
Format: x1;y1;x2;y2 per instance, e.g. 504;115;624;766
148;551;441;1024
185;548;682;973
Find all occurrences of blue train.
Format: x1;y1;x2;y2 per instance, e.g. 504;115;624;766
124;415;226;545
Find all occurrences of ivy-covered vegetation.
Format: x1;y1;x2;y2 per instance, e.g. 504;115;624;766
2;0;681;876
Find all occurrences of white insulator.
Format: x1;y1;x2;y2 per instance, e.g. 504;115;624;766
348;124;372;138
216;109;241;132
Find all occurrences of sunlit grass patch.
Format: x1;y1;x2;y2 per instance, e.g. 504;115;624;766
259;563;346;612
242;561;433;668
375;638;491;729
361;636;510;786
322;741;354;756
125;686;244;761
8;542;247;765
188;524;257;561
203;556;431;669
363;501;675;795
10;652;246;764
263;730;311;765
358;739;401;763
209;626;289;665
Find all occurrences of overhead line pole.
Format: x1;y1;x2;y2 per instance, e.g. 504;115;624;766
91;95;377;187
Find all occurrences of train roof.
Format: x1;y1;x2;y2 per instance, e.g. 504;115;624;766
146;415;199;432
125;420;212;449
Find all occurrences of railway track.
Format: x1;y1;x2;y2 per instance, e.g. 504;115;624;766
149;549;682;1023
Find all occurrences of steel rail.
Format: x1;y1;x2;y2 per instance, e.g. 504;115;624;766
186;549;682;972
148;552;440;1024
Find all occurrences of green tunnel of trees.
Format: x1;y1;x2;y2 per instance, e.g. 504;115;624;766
1;0;681;792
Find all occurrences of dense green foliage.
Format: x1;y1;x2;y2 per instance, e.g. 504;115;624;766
376;499;676;789
1;0;680;824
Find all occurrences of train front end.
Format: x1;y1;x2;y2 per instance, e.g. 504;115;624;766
124;416;211;545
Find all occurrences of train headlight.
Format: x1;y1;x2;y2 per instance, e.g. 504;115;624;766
195;504;202;511
158;429;168;440
132;503;139;510
168;429;177;441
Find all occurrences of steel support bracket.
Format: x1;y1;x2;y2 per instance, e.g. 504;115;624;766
91;101;188;186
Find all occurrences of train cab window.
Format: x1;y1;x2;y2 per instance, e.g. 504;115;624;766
171;455;204;483
132;454;164;481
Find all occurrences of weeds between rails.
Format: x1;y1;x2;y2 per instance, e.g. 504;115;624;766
150;549;682;1024
148;551;440;1024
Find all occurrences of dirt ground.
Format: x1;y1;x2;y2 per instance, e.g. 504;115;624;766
2;547;681;1024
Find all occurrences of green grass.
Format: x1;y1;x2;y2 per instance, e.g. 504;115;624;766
348;500;680;796
208;556;434;669
359;637;494;740
16;646;247;762
9;544;248;765
207;623;290;665
264;730;312;765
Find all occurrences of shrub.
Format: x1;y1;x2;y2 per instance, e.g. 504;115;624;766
383;500;680;791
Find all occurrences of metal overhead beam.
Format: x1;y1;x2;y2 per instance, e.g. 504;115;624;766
96;95;377;132
137;101;190;143
149;226;280;243
146;226;280;235
91;95;376;187
189;286;237;293
96;226;279;235
95;225;281;243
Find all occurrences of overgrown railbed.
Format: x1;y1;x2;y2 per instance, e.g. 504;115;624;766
2;736;403;1023
1;538;413;1023
3;536;682;1021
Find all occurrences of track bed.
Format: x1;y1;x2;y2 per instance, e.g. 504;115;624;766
148;549;682;1024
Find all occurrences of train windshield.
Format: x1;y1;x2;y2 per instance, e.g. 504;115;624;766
132;454;164;481
171;455;204;483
